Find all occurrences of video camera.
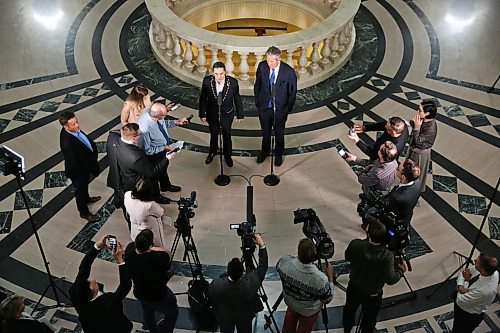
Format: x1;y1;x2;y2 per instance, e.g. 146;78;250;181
0;146;25;179
294;208;334;260
174;191;197;236
230;221;256;253
361;196;409;251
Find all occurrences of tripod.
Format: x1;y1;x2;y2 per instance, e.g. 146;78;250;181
10;172;72;314
427;177;500;299
214;91;230;186
264;83;280;186
380;251;417;308
242;248;280;333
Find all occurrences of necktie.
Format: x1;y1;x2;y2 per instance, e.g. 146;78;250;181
77;132;93;152
268;68;276;108
157;121;171;145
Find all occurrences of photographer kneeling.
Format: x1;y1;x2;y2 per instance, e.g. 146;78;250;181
343;219;407;333
276;238;334;333
209;234;267;333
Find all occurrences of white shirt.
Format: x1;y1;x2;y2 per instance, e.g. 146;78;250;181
216;79;225;94
456;267;499;314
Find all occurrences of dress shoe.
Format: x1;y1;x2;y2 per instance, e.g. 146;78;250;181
256;153;268;164
88;196;101;204
205;154;214;165
225;156;234;167
274;155;283;167
155;195;173;204
161;184;181;192
80;213;99;222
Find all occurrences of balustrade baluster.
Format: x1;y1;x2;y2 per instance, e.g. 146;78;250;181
239;52;250;81
224;50;235;77
184;41;194;69
196;44;207;74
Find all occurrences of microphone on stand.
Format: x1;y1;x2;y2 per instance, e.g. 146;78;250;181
264;82;280;186
217;91;223;107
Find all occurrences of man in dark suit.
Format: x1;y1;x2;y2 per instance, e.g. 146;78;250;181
349;117;409;161
383;159;421;228
199;62;244;167
69;235;133;333
115;123;173;204
59;112;101;222
254;46;297;166
209;234;268;333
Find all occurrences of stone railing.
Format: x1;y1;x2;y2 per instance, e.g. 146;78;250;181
146;0;360;95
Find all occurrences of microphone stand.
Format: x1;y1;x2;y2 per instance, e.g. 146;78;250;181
214;91;230;186
264;83;280;186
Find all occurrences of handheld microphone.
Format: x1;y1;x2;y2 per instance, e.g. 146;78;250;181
217;92;223;106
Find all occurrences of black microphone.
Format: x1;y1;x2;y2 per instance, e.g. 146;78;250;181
217;92;223;106
271;83;276;98
190;191;196;203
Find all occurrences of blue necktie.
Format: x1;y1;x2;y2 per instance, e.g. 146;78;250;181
157;121;171;145
267;68;275;108
76;131;93;152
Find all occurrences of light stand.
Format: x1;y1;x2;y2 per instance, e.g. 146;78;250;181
0;147;72;314
264;83;280;186
214;91;230;186
427;177;500;299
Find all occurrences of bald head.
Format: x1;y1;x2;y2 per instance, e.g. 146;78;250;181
149;103;167;118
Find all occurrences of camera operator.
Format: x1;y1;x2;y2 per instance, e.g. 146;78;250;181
209;234;267;333
69;235;133;333
346;141;398;202
349;117;409;162
343;218;407;333
452;253;498;333
382;159;421;229
276;238;334;333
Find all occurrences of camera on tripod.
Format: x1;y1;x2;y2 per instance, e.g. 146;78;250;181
361;196;409;251
293;208;334;260
230;221;256;253
174;191;198;236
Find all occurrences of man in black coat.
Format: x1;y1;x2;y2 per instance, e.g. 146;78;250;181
69;235;133;333
383;159;421;228
115;123;172;204
254;46;297;166
349;117;409;161
199;62;244;167
209;234;268;333
59;112;101;222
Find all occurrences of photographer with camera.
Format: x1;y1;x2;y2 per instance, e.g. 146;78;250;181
383;159;421;229
349;117;409;162
276;238;334;333
209;233;267;333
69;235;133;333
346;141;398;209
343;219;407;333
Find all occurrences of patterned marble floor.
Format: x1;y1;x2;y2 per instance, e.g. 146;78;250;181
0;0;499;332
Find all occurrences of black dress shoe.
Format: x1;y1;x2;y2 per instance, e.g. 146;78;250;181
256;153;268;163
225;156;234;167
162;184;181;192
155;195;173;204
80;213;99;222
274;155;283;166
205;154;214;165
88;196;101;204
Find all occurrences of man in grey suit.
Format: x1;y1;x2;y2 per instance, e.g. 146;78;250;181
209;234;268;333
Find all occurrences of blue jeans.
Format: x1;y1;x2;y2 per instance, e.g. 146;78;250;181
140;287;179;333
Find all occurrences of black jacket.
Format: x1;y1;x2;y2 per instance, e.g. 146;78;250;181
357;121;409;161
198;75;243;123
106;131;124;207
60;128;100;179
254;61;297;115
384;180;421;227
115;139;168;192
69;246;132;333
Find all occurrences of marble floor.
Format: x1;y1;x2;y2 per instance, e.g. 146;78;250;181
0;0;499;332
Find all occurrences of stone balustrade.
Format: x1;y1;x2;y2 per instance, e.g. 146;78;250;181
146;0;360;95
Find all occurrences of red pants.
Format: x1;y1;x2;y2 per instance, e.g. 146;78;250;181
282;307;319;333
